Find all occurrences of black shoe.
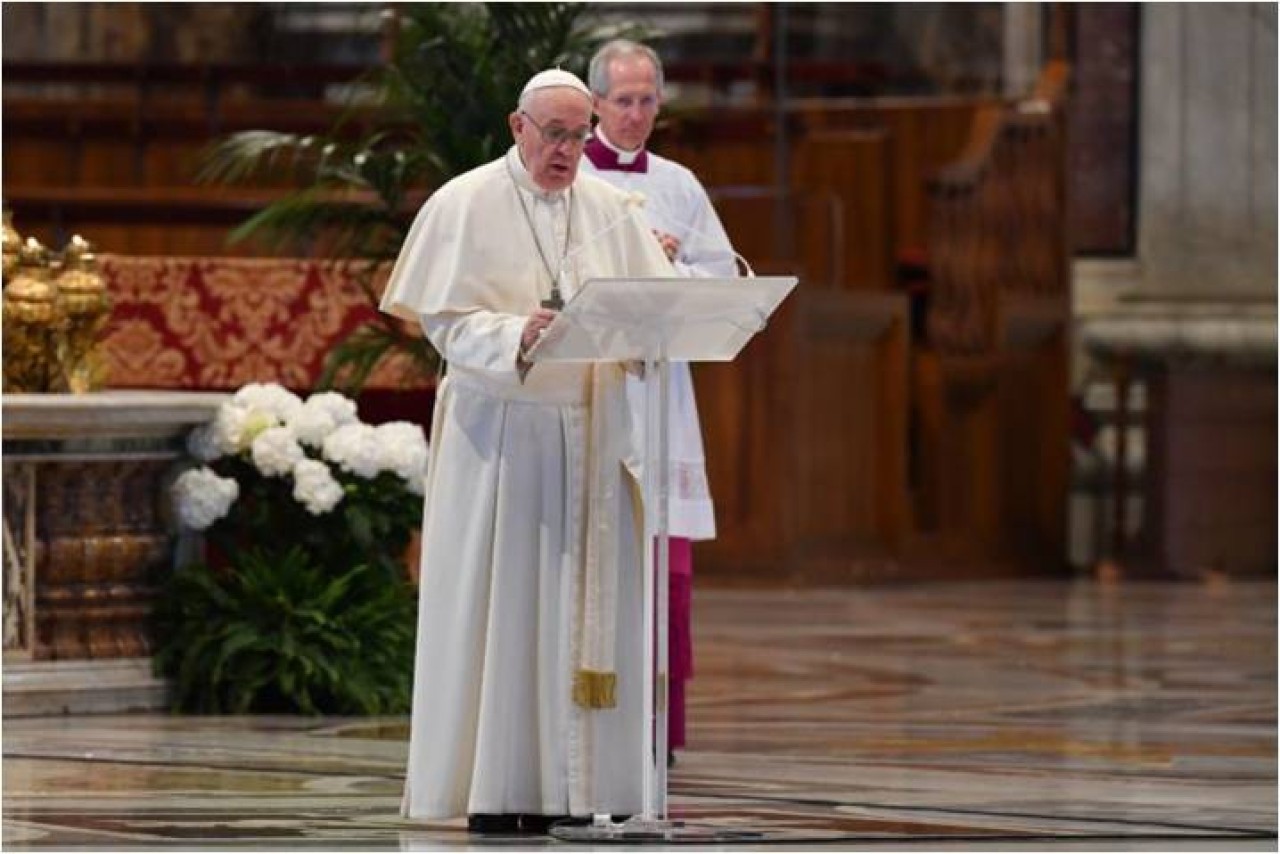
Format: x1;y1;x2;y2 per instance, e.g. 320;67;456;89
522;814;632;834
519;814;570;834
467;813;520;834
668;749;676;768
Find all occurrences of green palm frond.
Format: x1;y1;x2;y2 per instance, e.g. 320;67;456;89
225;187;403;257
197;130;326;186
317;319;437;395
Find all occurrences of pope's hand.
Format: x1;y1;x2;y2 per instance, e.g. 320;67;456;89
653;229;680;261
520;308;558;355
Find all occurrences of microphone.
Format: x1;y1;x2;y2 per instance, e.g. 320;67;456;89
660;208;756;279
554;191;755;310
549;193;653;309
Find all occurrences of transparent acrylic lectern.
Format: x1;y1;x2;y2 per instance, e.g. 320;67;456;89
527;275;797;843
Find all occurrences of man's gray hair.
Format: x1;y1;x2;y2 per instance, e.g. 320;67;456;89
587;39;664;96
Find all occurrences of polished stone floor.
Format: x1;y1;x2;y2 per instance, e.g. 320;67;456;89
3;578;1276;850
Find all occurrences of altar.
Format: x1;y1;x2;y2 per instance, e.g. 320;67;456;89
3;390;227;715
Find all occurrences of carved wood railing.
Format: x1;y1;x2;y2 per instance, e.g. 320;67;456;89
925;62;1070;355
911;62;1072;569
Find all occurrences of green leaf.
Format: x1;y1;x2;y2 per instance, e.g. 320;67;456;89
153;546;417;715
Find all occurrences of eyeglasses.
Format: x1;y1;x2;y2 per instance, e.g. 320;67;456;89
604;94;659;113
520;112;590;147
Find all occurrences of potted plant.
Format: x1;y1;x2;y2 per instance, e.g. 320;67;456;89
156;383;426;714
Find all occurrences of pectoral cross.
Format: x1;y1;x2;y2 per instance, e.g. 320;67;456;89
540;288;564;311
542;267;566;310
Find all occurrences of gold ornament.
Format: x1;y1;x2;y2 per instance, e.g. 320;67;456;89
2;210;21;283
56;235;111;393
2;237;64;392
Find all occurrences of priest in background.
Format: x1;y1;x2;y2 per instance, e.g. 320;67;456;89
380;68;674;834
581;38;739;767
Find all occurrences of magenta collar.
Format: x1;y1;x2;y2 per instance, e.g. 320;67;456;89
583;136;649;173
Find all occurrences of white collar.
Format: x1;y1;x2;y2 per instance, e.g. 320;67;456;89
593;126;644;166
505;146;567;201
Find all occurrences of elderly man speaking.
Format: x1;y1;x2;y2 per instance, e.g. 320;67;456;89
380;69;673;833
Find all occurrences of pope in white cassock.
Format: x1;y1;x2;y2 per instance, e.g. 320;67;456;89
579;40;739;762
379;69;675;833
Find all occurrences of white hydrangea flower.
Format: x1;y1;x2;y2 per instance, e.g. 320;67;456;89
171;467;239;531
232;383;303;424
210;404;249;455
305;391;359;426
322;423;382;479
186;424;221;462
210;403;278;455
250;426;306;477
375;421;428;493
286;406;336;448
286;392;362;448
292;459;345;515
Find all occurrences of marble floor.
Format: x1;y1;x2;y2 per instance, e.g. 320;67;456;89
3;578;1276;850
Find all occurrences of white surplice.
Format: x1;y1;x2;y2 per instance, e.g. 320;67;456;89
579;129;738;541
381;147;674;820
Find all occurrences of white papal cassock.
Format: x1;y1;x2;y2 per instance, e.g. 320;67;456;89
381;146;674;820
579;128;738;541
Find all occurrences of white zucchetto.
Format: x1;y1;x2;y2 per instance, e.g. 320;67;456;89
520;68;591;101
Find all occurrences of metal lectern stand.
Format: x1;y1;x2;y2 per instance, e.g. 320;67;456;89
528;275;797;843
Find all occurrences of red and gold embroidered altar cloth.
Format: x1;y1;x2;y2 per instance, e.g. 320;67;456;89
97;256;431;392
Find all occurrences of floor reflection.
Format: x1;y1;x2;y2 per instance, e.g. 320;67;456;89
4;578;1276;849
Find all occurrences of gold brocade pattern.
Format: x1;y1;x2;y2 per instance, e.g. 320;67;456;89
103;319;189;387
97;257;428;391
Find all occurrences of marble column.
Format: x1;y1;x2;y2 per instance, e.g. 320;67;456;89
1003;3;1043;97
1138;3;1277;300
1077;4;1277;578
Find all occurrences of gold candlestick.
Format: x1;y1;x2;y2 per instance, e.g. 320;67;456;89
2;210;22;283
56;235;111;393
2;238;64;392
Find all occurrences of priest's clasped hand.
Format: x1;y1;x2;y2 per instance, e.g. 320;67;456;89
519;308;559;357
653;229;680;261
516;308;558;383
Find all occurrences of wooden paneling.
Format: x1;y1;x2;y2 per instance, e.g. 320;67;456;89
710;188;843;285
695;286;913;583
5;94;988;278
909;64;1073;573
786;98;992;253
655;113;779;187
791;291;910;572
793;130;892;289
7;187;292;256
658;100;985;290
1143;368;1277;577
997;327;1070;560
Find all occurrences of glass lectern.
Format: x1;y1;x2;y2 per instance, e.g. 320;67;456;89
528;275;797;843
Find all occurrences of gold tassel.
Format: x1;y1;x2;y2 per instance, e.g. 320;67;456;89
573;669;617;709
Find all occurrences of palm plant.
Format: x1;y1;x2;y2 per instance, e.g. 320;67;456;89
200;3;639;393
155;546;416;714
